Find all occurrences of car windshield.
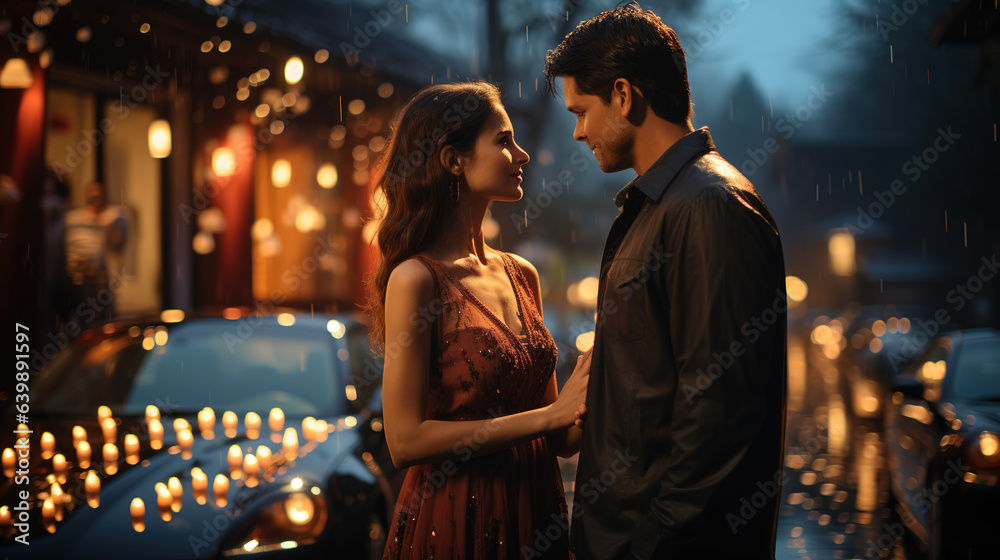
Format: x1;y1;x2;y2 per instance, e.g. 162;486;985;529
950;336;1000;401
31;320;352;418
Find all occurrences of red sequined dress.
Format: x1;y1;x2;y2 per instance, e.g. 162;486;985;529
381;252;572;560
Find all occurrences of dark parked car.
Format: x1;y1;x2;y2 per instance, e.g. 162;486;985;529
0;311;395;559
837;304;943;421
884;328;1000;560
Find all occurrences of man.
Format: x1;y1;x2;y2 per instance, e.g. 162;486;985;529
544;6;786;559
64;181;129;327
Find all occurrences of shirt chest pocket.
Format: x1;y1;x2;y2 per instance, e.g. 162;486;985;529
601;257;652;342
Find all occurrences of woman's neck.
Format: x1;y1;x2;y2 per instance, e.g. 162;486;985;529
426;195;492;266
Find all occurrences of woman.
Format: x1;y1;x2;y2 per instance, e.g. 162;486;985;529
366;81;590;559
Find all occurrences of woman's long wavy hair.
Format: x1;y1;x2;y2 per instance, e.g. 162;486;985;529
365;81;502;353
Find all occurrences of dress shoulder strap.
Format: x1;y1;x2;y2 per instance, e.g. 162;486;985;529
499;252;540;318
409;253;438;284
407;255;448;353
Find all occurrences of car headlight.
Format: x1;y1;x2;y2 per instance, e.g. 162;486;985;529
223;485;327;556
284;492;315;526
967;431;1000;470
978;432;1000;461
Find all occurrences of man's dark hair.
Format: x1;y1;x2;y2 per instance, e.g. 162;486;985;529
544;5;691;125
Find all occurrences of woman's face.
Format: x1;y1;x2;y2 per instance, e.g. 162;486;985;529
459;105;530;202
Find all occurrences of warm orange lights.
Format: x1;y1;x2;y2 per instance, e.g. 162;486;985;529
272;158;292;188
317;163;338;189
212;147;236;177
148;119;172;158
284;56;304;84
0;58;33;89
828;232;856;277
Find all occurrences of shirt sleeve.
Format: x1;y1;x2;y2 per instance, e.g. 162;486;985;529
628;187;780;558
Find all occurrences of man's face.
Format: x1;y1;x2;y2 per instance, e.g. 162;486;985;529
85;183;106;210
562;76;634;173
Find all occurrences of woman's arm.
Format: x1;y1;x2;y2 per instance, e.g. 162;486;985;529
510;253;586;458
541;372;585;458
381;258;589;469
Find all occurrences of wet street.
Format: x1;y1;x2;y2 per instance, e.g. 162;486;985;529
560;331;908;559
773;333;903;560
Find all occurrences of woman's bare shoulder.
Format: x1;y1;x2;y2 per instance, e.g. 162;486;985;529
386;257;436;300
503;251;540;284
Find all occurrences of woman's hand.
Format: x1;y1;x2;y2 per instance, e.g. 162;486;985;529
549;348;592;429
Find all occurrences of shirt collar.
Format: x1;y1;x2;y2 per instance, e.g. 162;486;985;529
613;127;716;208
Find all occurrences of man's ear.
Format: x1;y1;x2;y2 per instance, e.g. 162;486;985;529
613;78;644;119
439;145;461;176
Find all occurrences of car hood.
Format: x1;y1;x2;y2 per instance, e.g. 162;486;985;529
0;413;373;559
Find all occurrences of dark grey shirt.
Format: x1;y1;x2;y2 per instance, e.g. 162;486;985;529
571;128;786;560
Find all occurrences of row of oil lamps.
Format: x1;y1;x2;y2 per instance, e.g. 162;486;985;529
127;460;257;532
1;404;336;533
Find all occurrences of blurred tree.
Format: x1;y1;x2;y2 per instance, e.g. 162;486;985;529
930;0;1000;93
709;71;771;166
814;0;1000;324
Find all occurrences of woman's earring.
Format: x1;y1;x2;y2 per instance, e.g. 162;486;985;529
451;173;461;206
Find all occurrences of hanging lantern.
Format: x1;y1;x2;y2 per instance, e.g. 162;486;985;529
272;159;291;188
0;59;33;89
212;147;236;177
148;120;172;158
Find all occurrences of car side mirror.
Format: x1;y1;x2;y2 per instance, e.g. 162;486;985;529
890;374;924;400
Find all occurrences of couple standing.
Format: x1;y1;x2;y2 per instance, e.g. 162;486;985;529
367;6;786;560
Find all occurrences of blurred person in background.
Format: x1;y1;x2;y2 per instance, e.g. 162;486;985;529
42;169;72;333
64;180;129;329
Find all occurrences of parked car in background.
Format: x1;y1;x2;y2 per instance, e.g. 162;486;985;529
838;304;943;421
0;311;395;559
884;328;1000;560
